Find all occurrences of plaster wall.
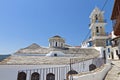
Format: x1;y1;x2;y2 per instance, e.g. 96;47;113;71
112;47;119;59
73;63;111;80
0;58;103;80
0;65;65;80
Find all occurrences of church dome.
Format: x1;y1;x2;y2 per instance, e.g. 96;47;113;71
49;35;65;48
52;35;62;38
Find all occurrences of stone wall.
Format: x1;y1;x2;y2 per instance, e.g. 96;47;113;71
93;39;106;47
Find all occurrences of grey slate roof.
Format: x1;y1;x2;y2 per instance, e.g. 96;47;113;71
0;43;100;65
15;43;99;55
0;54;99;65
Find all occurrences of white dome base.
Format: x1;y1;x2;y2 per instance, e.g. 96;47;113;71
46;51;65;57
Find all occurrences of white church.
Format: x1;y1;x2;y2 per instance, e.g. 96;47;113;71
0;7;111;80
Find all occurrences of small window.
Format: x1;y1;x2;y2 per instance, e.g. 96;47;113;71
96;27;99;33
108;48;110;53
54;53;57;57
116;50;119;55
55;42;57;47
95;14;98;20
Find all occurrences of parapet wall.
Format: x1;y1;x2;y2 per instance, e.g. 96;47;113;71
73;63;111;80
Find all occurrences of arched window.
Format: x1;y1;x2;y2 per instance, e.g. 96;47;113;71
46;73;55;80
89;64;96;71
17;72;26;80
95;14;98;21
31;72;40;80
66;70;78;80
67;70;78;75
96;27;99;33
55;42;57;47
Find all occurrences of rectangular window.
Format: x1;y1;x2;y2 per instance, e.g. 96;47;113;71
116;50;119;55
96;27;99;33
108;48;110;53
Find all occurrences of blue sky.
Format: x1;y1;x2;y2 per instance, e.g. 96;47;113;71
0;0;114;54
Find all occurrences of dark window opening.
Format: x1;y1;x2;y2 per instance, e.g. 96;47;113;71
108;48;110;53
46;73;55;80
95;14;99;22
111;52;114;59
89;64;96;71
95;15;98;20
116;49;120;59
55;42;57;47
66;70;78;80
54;54;57;57
96;27;99;33
103;50;106;59
67;70;78;75
116;50;119;55
17;72;26;80
103;50;106;64
31;72;40;80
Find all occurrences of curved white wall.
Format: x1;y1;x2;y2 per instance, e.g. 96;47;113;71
46;51;65;57
73;63;111;80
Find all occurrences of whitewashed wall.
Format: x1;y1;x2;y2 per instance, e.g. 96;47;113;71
0;65;65;80
0;58;104;80
73;63;111;80
112;47;119;60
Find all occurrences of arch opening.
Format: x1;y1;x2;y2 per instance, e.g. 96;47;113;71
31;72;40;80
46;73;55;80
89;64;97;71
17;72;26;80
66;70;78;80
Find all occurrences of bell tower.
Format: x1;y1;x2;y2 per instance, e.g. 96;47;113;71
89;7;108;47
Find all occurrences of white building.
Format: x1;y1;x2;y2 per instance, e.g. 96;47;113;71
81;7;109;63
0;7;110;80
0;35;104;80
109;31;120;60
